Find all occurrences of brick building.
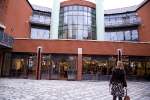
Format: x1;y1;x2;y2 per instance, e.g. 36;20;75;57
0;0;150;80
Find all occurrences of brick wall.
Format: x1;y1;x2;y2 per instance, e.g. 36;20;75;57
138;1;150;42
0;0;9;25
2;0;32;38
60;0;95;8
13;39;150;56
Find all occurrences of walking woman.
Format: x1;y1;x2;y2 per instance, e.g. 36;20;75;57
110;61;127;100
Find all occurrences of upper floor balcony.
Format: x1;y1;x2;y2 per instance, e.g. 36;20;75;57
0;31;13;48
105;13;141;28
29;15;51;27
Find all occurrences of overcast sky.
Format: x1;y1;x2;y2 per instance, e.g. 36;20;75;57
29;0;144;10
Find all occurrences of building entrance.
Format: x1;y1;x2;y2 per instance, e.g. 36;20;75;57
59;61;69;80
40;55;77;80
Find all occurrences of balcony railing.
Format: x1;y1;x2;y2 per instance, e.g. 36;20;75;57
29;16;51;26
105;16;141;28
0;31;13;48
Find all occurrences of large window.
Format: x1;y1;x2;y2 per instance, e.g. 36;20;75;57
10;54;77;80
105;29;139;41
82;56;150;80
82;56;116;80
104;12;139;26
31;13;51;25
59;5;96;40
125;31;131;40
10;54;36;79
131;30;138;41
31;28;50;39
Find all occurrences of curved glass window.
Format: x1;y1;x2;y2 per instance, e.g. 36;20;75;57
59;5;96;40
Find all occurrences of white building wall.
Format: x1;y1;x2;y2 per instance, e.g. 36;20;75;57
50;0;60;39
96;0;105;41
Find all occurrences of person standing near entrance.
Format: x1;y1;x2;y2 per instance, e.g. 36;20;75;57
109;61;127;100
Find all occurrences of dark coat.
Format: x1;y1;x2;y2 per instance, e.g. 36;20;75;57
110;68;127;87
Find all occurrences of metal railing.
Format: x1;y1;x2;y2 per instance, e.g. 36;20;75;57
0;31;13;48
29;16;51;26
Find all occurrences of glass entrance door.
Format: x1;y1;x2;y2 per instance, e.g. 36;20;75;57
40;55;77;80
59;60;69;80
11;58;28;78
50;60;59;80
51;55;76;80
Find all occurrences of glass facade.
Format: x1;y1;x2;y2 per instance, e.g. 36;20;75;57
105;12;140;27
82;56;115;80
31;12;51;25
59;5;96;40
31;27;50;39
104;12;139;41
1;53;150;80
29;6;141;41
82;56;150;80
41;55;77;80
9;54;77;80
0;31;13;47
105;29;138;41
30;11;51;39
9;54;36;79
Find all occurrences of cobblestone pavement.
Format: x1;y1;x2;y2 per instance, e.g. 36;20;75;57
0;78;150;100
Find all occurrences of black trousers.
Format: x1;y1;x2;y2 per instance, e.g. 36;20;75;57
113;96;122;100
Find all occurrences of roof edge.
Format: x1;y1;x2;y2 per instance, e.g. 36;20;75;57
136;0;150;11
26;0;149;14
26;0;33;10
31;4;52;13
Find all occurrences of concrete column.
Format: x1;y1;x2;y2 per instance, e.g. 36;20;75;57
50;0;60;39
77;48;83;81
117;49;123;61
36;47;42;80
96;0;105;41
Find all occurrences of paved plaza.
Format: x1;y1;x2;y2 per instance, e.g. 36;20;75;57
0;79;150;100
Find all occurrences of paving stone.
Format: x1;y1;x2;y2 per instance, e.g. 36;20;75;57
0;78;150;100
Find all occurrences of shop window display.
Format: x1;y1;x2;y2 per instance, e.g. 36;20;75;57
82;56;113;80
82;56;150;80
40;55;77;80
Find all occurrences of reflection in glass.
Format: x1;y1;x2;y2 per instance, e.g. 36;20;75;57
31;28;50;39
59;5;96;40
104;12;139;26
105;29;138;41
117;31;124;41
131;30;138;41
125;31;131;40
